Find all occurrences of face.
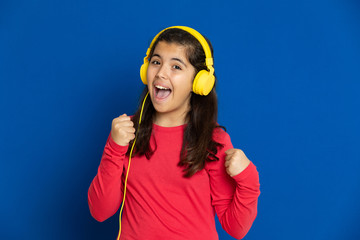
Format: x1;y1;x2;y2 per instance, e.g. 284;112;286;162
147;41;196;125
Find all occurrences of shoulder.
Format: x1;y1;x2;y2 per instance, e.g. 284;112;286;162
205;125;233;171
212;125;231;145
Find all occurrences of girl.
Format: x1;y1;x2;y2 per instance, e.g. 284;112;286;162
88;26;260;240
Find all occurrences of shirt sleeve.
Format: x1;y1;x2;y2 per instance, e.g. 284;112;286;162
87;133;128;222
205;129;260;239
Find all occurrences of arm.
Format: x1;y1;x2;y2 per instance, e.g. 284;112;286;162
88;114;135;222
87;134;128;222
206;131;260;239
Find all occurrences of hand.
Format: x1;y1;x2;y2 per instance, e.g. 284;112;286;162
225;148;251;177
111;114;135;146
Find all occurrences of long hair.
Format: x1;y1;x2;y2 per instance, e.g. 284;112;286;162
128;28;224;177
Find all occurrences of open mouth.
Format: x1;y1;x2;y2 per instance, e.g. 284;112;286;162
154;85;172;99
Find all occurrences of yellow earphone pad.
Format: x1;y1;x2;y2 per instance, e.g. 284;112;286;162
140;62;149;85
193;70;215;96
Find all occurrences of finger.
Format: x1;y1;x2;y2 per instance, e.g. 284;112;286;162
225;150;235;161
113;121;130;129
119;120;134;127
232;149;246;161
115;113;127;119
225;148;237;156
225;166;231;176
115;113;130;119
113;117;127;125
118;115;131;122
113;118;133;127
123;126;136;133
128;133;136;141
225;154;232;162
113;124;135;133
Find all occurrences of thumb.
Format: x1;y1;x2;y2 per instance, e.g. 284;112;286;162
225;148;236;156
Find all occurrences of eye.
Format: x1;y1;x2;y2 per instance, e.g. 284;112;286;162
173;65;182;70
151;60;160;65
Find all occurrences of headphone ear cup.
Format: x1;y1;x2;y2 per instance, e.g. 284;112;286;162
140;62;149;85
192;70;215;96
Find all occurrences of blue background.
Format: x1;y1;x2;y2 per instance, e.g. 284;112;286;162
1;0;359;239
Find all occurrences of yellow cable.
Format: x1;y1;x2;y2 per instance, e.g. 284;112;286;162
117;92;149;240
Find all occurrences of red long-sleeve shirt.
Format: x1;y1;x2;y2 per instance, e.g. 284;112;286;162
88;124;260;240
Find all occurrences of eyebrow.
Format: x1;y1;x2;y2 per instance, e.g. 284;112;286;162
152;54;187;67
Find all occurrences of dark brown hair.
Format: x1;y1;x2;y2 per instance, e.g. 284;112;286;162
128;28;224;177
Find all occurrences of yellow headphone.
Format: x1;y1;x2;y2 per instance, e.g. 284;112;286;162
140;26;215;96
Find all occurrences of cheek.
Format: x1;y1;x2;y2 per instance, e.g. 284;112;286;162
187;73;195;89
146;67;155;84
177;76;194;95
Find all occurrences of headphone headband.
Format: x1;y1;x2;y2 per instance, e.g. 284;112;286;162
144;26;213;72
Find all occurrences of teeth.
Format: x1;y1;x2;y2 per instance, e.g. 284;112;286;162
155;85;170;90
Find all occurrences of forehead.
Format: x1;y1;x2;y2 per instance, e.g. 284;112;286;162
152;41;189;60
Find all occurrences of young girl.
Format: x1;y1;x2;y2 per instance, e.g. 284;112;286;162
88;26;260;240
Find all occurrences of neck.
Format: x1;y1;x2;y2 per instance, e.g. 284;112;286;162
154;111;188;127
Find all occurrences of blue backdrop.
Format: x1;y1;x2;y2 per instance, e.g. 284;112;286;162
1;0;359;239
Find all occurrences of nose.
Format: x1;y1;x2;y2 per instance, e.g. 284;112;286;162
155;64;169;80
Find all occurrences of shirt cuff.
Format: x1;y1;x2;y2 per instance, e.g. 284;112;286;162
232;161;258;182
108;134;129;154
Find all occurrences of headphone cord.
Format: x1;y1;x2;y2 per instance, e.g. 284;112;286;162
117;92;149;240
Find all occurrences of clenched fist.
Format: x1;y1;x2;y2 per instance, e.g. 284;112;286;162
111;114;136;146
225;148;251;177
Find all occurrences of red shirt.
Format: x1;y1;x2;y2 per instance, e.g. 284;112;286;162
88;124;260;239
